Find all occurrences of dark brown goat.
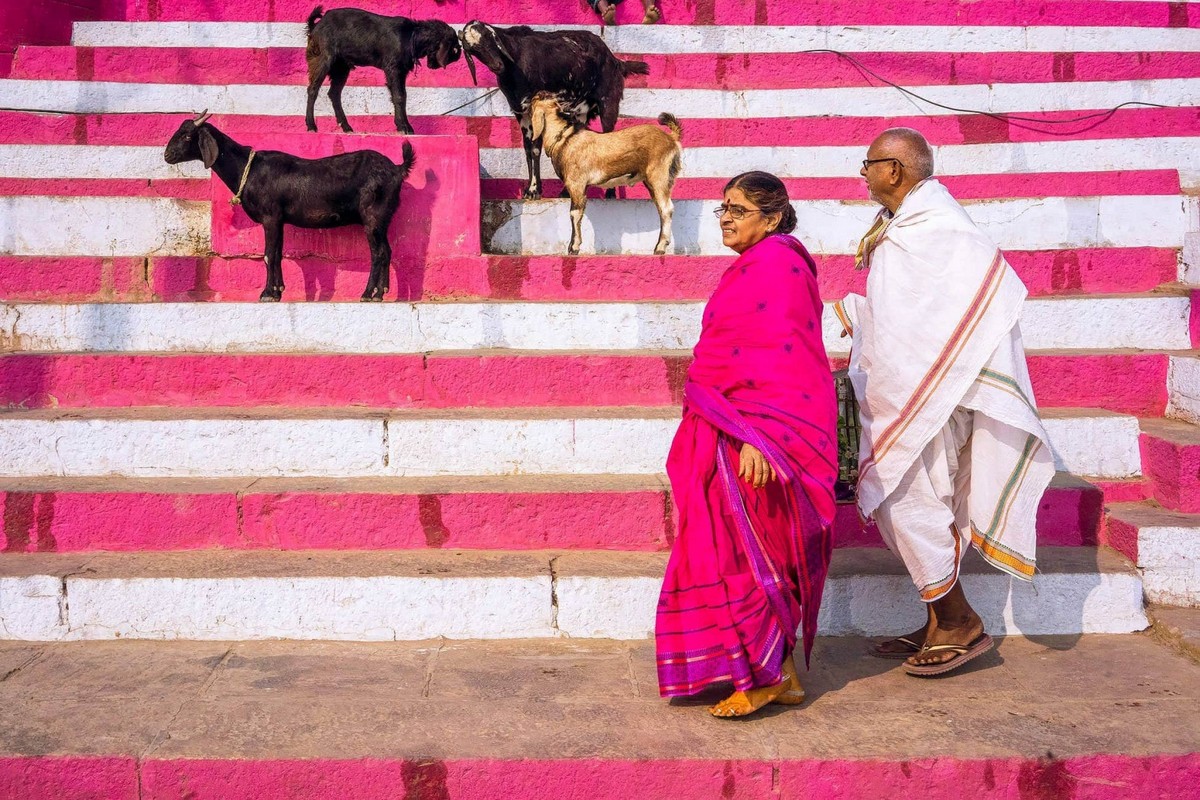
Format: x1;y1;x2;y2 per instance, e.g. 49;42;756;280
164;112;415;302
305;5;461;135
459;21;649;200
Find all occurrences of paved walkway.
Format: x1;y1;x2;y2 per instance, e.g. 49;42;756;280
2;632;1198;798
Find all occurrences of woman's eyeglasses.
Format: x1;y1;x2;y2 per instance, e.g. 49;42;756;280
713;205;764;220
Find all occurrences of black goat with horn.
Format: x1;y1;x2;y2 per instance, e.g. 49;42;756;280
164;111;416;302
459;21;649;200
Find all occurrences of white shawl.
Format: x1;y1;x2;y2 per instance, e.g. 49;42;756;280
835;179;1054;579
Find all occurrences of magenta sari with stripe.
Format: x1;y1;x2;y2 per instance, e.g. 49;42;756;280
655;234;838;697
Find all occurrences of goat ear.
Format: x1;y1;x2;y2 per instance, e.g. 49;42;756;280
485;26;512;62
530;105;546;143
198;127;219;168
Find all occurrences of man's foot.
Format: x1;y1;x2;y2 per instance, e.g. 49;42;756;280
642;5;661;23
709;665;798;717
869;626;927;659
903;633;994;677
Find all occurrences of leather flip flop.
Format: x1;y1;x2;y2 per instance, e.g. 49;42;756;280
903;633;995;677
868;635;923;660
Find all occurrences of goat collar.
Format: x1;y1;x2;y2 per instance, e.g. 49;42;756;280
230;149;256;206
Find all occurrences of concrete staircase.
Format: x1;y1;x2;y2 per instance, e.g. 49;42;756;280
0;0;1198;793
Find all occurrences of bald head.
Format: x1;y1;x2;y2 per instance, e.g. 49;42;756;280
872;128;934;181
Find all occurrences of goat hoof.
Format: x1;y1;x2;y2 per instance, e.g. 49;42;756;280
397;124;415;135
340;124;354;133
306;124;317;133
604;189;617;200
259;294;281;303
522;188;542;201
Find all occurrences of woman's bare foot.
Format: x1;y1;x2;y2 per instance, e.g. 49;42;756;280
599;1;616;26
642;4;661;23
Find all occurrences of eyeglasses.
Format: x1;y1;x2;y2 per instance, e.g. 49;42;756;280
862;157;904;170
712;204;765;220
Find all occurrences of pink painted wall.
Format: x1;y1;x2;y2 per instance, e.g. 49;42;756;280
210;133;480;299
0;0;121;77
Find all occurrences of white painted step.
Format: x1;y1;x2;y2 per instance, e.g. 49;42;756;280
1107;504;1200;607
484;196;1187;255
0;195;1185;258
8;139;1198;191
2;78;1196;120
71;21;1200;53
0;407;1141;479
0;547;1148;641
1167;353;1200;425
2;296;1188;356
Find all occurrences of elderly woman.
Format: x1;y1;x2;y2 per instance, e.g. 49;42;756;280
655;172;839;718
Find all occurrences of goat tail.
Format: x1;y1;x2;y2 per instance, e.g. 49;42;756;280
396;141;416;180
306;5;325;35
657;113;683;141
620;59;650;77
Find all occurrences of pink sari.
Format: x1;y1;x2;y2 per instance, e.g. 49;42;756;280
655;234;838;697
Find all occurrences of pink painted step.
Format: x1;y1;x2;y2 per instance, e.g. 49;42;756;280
0;473;1101;553
4;107;1196;149
7;753;1200;800
208;134;480;265
117;0;1198;27
1139;417;1200;514
0;248;1178;304
1;170;1178;203
0;352;1168;416
15;46;1200;89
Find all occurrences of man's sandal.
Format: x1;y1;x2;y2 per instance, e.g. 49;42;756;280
868;635;923;660
902;633;994;677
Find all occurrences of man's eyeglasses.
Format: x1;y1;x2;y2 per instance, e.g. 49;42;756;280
713;204;764;220
862;157;904;170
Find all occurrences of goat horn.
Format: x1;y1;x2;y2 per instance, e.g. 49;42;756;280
193;109;211;125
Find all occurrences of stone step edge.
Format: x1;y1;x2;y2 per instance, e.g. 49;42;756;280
0;472;1101;553
0;547;1148;641
1105;501;1200;608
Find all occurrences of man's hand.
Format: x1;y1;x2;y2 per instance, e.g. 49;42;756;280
738;442;777;488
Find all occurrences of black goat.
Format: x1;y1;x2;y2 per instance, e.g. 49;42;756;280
164;112;416;302
459;21;649;200
305;5;461;135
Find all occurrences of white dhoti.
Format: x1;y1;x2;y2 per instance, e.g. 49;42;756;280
835;179;1055;601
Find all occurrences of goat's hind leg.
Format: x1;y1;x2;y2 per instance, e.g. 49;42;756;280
519;116;543;200
360;198;396;301
645;176;674;256
328;63;354;133
260;218;286;301
305;50;330;132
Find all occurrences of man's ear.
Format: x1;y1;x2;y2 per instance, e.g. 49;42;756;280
198;127;219;168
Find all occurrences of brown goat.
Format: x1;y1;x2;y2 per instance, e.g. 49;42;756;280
530;92;682;256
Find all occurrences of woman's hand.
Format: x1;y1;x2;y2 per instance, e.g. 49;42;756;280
738;442;777;488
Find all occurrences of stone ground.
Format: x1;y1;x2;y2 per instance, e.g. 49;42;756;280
1;625;1198;798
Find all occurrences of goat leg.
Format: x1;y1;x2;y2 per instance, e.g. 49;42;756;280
519;118;542;201
361;222;392;302
305;55;331;132
260;218;286;302
386;69;416;136
566;184;588;256
647;181;674;256
328;64;354;133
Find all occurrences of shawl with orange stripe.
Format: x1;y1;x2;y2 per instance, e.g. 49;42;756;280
834;179;1054;580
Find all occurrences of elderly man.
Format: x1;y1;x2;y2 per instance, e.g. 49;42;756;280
834;128;1054;676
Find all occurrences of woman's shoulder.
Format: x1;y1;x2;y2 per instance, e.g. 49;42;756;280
746;235;816;275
